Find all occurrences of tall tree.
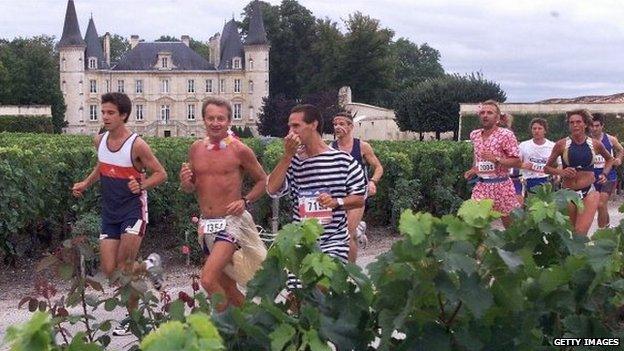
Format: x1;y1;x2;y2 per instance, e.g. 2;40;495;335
391;38;444;91
189;38;210;60
336;12;395;107
0;36;66;132
300;18;344;95
257;94;296;137
394;73;506;140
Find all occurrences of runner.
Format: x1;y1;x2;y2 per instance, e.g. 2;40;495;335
179;97;267;312
463;100;522;228
71;92;167;335
590;113;623;228
544;109;614;235
519;118;557;196
331;111;384;262
266;104;366;288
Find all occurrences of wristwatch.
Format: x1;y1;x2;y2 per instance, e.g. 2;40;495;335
242;197;251;207
336;198;345;208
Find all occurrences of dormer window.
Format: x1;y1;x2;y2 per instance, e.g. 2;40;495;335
233;57;241;69
156;52;174;70
88;57;97;69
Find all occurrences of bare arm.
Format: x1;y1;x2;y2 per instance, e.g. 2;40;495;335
179;141;200;193
610;135;624;166
362;142;383;183
544;141;567;176
133;138;167;190
239;143;267;203
72;134;102;197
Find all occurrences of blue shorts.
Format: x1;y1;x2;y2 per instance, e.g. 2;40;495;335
526;177;549;194
100;218;146;240
511;177;522;195
200;230;240;255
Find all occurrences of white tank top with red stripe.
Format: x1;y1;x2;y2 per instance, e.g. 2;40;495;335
98;131;139;169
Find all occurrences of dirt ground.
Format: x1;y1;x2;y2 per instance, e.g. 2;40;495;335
1;197;623;349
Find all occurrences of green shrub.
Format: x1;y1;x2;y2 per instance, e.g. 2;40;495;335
0;115;54;133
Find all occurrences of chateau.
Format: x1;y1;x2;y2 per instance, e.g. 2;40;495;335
58;0;269;136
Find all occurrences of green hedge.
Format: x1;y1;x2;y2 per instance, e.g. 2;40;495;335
0;116;54;133
460;112;624;141
0;132;475;257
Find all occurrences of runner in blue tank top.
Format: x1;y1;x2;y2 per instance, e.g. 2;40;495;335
544;110;613;236
590;113;623;228
332;111;384;263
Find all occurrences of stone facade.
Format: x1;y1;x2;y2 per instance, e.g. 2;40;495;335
0;105;52;117
58;0;269;137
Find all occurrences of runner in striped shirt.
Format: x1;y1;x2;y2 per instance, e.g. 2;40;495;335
267;104;366;288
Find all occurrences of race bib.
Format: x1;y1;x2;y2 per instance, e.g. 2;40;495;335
476;161;496;178
531;162;546;173
202;218;227;234
594;155;606;168
298;189;332;225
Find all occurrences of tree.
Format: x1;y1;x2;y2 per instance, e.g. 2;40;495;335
257;94;296;137
155;35;180;42
391;38;444;91
100;34;130;64
336;12;395;107
189;38;210;60
300;18;344;95
257;89;344;137
0;36;66;132
394;73;506;140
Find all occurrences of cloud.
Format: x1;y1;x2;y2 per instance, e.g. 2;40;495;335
1;0;622;102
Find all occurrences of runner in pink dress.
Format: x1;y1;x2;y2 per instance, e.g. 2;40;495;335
464;100;522;227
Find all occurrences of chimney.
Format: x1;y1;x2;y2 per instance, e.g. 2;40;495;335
130;35;139;49
103;32;111;66
181;35;190;47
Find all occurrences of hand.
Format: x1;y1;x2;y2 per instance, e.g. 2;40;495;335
284;132;301;157
481;151;497;163
226;199;246;216
597;173;607;184
368;181;377;196
560;167;577;179
128;176;142;194
179;162;195;189
464;168;476;180
614;158;622;167
316;193;337;209
71;181;88;198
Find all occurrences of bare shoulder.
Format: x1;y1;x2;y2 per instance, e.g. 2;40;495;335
233;139;256;159
361;140;374;152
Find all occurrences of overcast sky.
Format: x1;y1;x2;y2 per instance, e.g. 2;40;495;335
1;0;622;102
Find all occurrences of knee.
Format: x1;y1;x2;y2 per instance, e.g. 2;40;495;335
101;264;115;277
200;271;220;292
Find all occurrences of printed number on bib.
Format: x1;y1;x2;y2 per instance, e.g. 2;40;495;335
594;155;606;168
203;218;227;234
476;161;497;179
531;163;546;173
298;189;332;225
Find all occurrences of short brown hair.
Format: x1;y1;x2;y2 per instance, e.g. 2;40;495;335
291;104;323;134
566;109;593;126
202;97;232;120
101;92;132;123
529;117;548;133
333;111;353;123
592;112;606;125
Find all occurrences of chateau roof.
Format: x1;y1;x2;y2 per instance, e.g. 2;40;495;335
113;42;215;71
218;19;245;70
245;1;268;46
84;17;108;69
58;0;85;47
